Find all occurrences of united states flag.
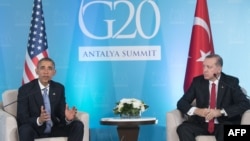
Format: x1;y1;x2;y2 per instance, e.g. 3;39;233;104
22;0;48;84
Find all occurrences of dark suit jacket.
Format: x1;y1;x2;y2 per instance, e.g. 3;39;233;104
177;72;250;124
17;79;66;135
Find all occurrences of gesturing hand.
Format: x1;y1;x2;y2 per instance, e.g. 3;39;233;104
39;106;50;124
65;104;77;121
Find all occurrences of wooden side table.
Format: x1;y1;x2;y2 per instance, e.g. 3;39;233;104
100;117;157;141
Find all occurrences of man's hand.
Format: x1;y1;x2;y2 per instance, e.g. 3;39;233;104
65;104;77;121
38;106;50;124
194;108;210;117
205;109;222;120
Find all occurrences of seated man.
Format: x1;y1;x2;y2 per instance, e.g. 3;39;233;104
176;54;250;141
17;57;84;141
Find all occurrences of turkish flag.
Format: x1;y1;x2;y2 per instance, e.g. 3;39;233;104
184;0;214;92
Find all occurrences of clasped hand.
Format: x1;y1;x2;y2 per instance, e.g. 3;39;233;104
195;108;222;120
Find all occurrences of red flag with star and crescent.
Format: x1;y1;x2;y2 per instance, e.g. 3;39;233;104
184;0;214;92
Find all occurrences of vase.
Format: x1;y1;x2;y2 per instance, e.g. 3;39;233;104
120;112;141;119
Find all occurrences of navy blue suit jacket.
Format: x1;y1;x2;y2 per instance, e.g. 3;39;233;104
17;79;66;135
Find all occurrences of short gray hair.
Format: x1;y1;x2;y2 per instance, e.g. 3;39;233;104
205;54;223;67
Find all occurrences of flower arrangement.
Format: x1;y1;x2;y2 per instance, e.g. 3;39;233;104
113;98;149;117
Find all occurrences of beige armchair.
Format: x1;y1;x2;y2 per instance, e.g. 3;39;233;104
166;107;250;141
0;89;89;141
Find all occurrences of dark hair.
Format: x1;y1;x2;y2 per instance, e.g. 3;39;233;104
205;54;223;67
37;57;55;68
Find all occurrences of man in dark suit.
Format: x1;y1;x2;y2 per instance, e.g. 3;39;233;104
176;54;250;141
17;57;84;141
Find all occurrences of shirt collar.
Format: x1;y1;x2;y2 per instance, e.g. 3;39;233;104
210;75;220;85
38;80;50;90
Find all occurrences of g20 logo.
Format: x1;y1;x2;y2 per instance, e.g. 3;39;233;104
79;0;160;39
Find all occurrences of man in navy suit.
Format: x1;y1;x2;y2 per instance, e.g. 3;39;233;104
17;57;84;141
176;54;250;141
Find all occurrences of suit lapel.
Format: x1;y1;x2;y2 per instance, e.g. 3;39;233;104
33;80;44;108
216;73;228;108
202;80;210;107
48;81;57;113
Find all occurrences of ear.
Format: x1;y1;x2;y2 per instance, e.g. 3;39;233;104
35;68;39;75
217;66;222;73
53;69;56;76
219;68;222;73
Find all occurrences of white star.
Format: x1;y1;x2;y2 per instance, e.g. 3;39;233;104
38;39;42;44
39;33;43;37
196;50;211;62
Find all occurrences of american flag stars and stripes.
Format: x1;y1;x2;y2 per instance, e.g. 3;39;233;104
22;0;48;84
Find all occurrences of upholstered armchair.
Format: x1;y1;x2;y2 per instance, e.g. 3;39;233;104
166;98;250;141
166;108;250;141
0;89;89;141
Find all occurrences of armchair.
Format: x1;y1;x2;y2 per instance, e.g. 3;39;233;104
166;106;250;141
166;109;250;141
0;89;89;141
166;87;250;141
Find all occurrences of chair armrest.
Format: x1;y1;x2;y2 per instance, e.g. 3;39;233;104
241;109;250;125
76;111;89;141
166;109;185;141
0;108;18;141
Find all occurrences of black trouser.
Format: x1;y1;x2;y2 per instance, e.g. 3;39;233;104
18;120;84;141
176;121;224;141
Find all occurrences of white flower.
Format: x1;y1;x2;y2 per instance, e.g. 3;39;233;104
132;100;141;109
113;98;149;116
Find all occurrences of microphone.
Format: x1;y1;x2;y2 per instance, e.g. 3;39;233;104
3;80;52;108
214;74;250;103
213;73;240;91
214;73;236;89
3;98;18;108
3;90;40;108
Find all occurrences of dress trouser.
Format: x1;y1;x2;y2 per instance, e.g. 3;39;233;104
18;120;84;141
177;121;224;141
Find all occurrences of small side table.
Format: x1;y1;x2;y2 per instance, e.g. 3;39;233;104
100;117;157;141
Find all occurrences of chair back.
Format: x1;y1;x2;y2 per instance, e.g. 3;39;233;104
2;89;18;117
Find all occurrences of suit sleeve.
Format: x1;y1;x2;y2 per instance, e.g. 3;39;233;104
16;87;39;127
222;77;250;118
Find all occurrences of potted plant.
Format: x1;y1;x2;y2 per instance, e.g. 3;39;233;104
113;98;149;118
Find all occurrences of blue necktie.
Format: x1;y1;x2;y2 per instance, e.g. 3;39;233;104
43;88;52;133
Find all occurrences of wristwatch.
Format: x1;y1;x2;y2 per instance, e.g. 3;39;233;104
220;109;226;116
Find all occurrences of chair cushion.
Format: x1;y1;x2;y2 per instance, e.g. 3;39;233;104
2;89;18;117
35;137;67;141
196;135;216;141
